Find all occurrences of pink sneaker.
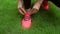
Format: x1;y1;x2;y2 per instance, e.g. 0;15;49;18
42;4;49;10
22;11;32;29
42;0;49;10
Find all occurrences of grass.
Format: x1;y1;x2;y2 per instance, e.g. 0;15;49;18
0;0;60;34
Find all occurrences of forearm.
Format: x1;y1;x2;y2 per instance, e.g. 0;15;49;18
33;0;44;10
18;0;26;15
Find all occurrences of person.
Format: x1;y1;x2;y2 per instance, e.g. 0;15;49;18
18;0;44;15
18;0;44;28
18;0;60;28
18;0;60;15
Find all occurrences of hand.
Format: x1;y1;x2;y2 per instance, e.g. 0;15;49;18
25;8;31;15
18;6;26;15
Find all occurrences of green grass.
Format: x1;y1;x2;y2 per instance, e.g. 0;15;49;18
0;0;60;34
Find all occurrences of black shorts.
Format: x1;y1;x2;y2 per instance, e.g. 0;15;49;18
23;0;31;9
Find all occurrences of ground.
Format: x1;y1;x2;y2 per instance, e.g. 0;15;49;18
0;0;60;34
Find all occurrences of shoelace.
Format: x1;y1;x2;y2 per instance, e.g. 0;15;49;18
24;16;31;21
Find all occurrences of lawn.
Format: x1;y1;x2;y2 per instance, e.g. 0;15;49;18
0;0;60;34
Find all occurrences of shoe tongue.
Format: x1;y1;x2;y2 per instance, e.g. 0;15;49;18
25;11;30;17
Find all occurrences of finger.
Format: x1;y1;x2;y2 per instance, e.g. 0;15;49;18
20;8;26;14
26;8;31;15
18;9;25;15
31;8;38;14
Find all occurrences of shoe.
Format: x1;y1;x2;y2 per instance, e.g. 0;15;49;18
42;0;49;10
22;11;32;29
